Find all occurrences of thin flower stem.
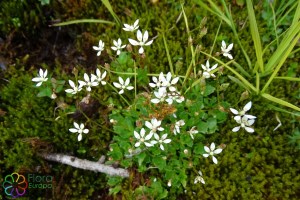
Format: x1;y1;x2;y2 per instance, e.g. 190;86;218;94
210;20;222;56
107;82;130;106
134;61;137;100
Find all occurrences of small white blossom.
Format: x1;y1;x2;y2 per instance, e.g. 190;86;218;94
151;133;171;151
162;72;179;92
194;170;205;184
145;118;164;134
151;87;167;104
167;180;172;187
221;40;233;59
32;69;48;87
230;101;256;121
78;73;99;92
201;60;218;79
149;72;166;88
188;126;199;140
166;91;185;105
123;19;139;32
113;77;134;94
69;122;89;141
203;142;223;164
65;80;84;94
111;38;126;55
173;120;185;135
93;40;105;56
232;115;255;133
128;30;153;54
134;128;153;147
91;69;107;85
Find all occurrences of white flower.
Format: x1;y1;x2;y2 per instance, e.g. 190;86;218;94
91;69;107;85
78;73;99;92
221;40;233;59
194;170;205;184
188;126;199;140
173;120;185;135
201;60;218;79
167;180;172;187
151;87;167;104
134;128;153;147
111;38;126;55
128;30;153;54
203;142;223;164
232;115;255;133
113;77;134;94
69;122;89;141
93;40;105;56
230;101;256;121
166;91;185;105
145;118;164;134
149;72;166;88
162;72;179;92
151;133;171;151
65;80;84;94
123;19;139;32
32;69;48;87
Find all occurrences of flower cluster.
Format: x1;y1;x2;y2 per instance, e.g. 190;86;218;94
230;101;256;133
134;118;171;151
93;19;153;56
65;68;107;94
149;72;184;105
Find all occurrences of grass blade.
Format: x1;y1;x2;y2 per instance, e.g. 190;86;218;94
262;93;300;112
52;19;115;26
101;0;122;26
246;0;264;72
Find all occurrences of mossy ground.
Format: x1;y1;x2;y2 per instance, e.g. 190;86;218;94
0;0;299;199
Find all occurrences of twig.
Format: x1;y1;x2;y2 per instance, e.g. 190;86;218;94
40;153;129;178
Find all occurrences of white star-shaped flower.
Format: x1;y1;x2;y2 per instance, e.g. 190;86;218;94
32;68;48;87
113;77;134;94
134;128;153;147
221;40;233;59
162;72;179;92
203;142;223;164
173;120;185;135
65;80;84;94
201;60;218;79
145;118;164;134
128;30;153;54
91;69;107;85
230;101;256;121
151;87;167;104
232;115;255;133
78;73;99;92
69;122;89;141
166;91;185;105
111;38;126;55
188;126;199;140
149;72;166;88
123;19;139;32
151;133;171;151
93;40;105;56
194;170;205;184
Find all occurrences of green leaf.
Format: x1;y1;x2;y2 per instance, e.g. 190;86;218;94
37;88;52;98
193;143;204;155
77;147;86;154
152;157;166;170
197;121;208;133
203;84;215;96
137;152;146;166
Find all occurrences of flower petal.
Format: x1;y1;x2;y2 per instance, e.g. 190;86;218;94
243;101;252;112
214;148;222;154
210;142;215;151
204;146;210;153
230;108;239;115
212;156;218;164
232;126;240;132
